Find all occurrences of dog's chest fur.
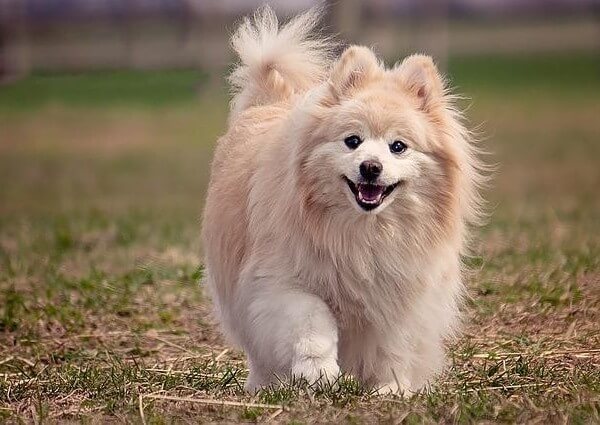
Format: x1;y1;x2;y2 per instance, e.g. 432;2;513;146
291;226;433;329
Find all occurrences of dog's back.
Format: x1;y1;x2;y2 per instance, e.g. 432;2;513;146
202;8;332;342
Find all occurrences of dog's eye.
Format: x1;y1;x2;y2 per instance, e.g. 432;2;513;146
390;140;407;154
344;135;362;150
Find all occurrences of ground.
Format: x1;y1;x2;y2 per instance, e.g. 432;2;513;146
0;55;599;423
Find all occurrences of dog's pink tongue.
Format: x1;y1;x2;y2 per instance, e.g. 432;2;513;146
358;184;384;202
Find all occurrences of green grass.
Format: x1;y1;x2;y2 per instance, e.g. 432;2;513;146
448;53;600;94
0;69;207;110
1;54;597;110
0;54;599;423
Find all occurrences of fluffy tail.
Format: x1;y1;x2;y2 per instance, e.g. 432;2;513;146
228;6;334;119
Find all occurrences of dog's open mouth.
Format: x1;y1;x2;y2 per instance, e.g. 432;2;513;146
344;176;399;211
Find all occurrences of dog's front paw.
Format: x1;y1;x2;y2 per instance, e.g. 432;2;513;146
373;378;417;396
292;356;340;385
291;333;340;385
374;382;403;396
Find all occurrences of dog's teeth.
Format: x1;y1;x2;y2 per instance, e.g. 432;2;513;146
358;192;380;204
357;185;384;204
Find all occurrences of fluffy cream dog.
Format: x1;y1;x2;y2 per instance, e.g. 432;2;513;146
202;7;485;393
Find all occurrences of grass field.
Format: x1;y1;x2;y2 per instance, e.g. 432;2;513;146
1;54;599;423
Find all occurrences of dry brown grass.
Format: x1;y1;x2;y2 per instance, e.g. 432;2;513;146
1;61;599;422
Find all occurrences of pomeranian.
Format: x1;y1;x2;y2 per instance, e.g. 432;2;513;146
202;7;485;393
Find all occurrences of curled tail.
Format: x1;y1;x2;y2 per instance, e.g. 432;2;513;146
228;6;334;120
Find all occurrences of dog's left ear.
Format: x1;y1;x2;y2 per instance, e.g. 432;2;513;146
395;54;445;111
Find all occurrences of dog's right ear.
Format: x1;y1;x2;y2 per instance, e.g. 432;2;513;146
328;46;381;100
394;54;445;112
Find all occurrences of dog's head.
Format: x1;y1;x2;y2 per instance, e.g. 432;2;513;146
294;46;482;239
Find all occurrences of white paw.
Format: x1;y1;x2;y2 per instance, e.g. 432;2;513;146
374;379;417;396
291;356;340;384
374;382;402;395
291;333;340;384
244;370;265;393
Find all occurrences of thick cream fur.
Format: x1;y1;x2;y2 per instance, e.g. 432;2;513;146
202;7;485;393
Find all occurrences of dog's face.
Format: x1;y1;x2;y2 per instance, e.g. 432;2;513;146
319;89;439;214
297;47;461;223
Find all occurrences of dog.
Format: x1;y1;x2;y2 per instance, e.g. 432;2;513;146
202;7;485;393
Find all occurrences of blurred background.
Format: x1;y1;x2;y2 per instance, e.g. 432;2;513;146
0;0;598;76
1;3;599;420
0;0;598;268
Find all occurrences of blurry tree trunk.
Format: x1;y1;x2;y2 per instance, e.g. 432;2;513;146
419;0;448;71
179;0;193;45
0;0;30;83
326;0;362;43
109;0;135;69
0;20;6;80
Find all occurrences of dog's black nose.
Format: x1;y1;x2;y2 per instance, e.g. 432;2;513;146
359;160;382;180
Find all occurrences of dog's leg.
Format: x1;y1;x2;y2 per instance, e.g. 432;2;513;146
346;326;414;395
368;334;445;395
363;347;413;395
237;283;340;391
245;358;269;393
